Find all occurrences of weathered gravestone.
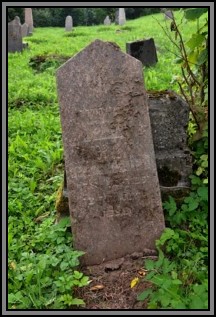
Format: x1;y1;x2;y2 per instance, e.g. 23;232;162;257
65;16;73;31
60;90;193;218
21;23;29;37
56;39;165;266
104;16;111;25
115;10;119;25
8;16;23;53
126;38;158;67
115;8;126;25
118;8;126;26
147;91;192;201
25;8;34;34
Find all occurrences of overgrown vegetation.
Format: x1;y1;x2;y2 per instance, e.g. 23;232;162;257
8;9;208;309
136;8;209;309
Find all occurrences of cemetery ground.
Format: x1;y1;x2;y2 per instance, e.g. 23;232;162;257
8;11;208;310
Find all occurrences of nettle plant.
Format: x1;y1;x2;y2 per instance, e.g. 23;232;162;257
158;8;208;138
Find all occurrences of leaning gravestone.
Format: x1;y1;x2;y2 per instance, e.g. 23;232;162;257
8;16;23;53
21;23;29;37
126;38;158;67
65;15;73;31
56;39;165;266
148;91;192;199
104;15;111;25
25;8;34;34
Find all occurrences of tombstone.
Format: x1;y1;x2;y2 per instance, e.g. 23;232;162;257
115;10;119;25
25;8;34;34
104;15;111;25
56;39;165;266
65;15;73;31
118;8;126;26
21;23;29;37
60;90;193;218
8;17;23;53
148;91;192;201
126;38;158;67
164;10;174;20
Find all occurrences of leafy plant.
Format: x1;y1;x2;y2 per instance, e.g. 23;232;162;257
8;218;89;309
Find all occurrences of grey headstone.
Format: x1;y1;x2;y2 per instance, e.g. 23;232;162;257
61;90;193;215
25;8;34;34
56;39;165;266
114;10;118;25
148;91;192;197
118;8;126;26
164;10;174;20
65;15;73;31
104;15;111;25
21;23;29;37
8;17;23;53
126;38;158;67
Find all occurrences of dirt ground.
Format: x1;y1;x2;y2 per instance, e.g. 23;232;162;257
73;252;158;310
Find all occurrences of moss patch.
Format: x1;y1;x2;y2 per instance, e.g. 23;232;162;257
55;182;69;222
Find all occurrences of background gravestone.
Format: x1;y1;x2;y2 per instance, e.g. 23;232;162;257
115;10;119;25
126;38;158;67
25;8;33;34
8;16;23;53
56;39;165;266
21;23;29;37
65;15;73;31
164;10;174;20
104;16;111;25
118;8;126;25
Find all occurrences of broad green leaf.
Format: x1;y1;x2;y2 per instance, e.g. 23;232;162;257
196;166;204;176
189;295;205;309
197;187;208;201
158;228;175;245
137;289;153;301
184;8;208;20
188;51;199;64
145;259;155;270
163;196;177;216
197;49;208;65
73;270;83;279
188;200;199;211
70;298;85;306
186;34;205;50
172;301;187;309
172;279;182;285
160;295;171;307
60;261;69;270
80;276;89;285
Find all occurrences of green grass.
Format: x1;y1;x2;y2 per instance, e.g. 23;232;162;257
8;9;208;309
